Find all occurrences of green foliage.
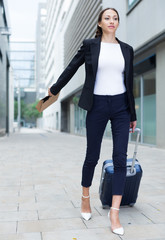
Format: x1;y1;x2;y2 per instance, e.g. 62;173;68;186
14;100;27;120
14;100;42;121
72;96;79;105
24;101;42;121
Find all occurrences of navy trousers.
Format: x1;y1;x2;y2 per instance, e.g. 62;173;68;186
81;92;130;195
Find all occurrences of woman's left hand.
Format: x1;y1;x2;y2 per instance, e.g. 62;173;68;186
130;121;137;133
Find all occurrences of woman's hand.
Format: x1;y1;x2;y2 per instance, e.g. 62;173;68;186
48;88;53;97
130;121;137;133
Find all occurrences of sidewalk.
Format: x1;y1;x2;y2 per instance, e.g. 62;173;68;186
0;128;164;240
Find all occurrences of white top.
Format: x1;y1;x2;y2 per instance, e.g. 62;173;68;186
93;42;126;95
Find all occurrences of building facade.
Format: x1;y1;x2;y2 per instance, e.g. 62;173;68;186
37;0;165;148
37;0;102;131
0;0;13;136
36;2;47;100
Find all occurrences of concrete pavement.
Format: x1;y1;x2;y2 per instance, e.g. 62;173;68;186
0;127;164;240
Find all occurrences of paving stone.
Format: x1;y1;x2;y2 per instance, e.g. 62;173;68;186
19;200;74;211
17;218;86;233
0;186;20;192
134;202;165;223
0;222;16;234
95;205;153;225
122;223;165;239
42;228;119;240
19;190;35;198
35;192;68;202
38;208;80;220
17;196;36;204
83;215;110;229
0;204;18;212
0;196;19;204
119;207;154;225
20;186;34;191
34;182;63;191
0;190;19;198
0;232;41;240
0;211;38;221
38;207;100;220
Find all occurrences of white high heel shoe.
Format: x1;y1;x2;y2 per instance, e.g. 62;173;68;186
81;195;92;221
108;207;124;236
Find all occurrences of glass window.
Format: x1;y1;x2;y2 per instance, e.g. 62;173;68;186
14;70;34;79
132;53;156;145
131;70;156;145
74;102;86;135
10;52;35;61
128;0;141;10
143;70;156;144
10;61;34;70
10;42;35;51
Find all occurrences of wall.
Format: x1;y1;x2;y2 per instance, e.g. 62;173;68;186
0;0;10;135
156;41;165;148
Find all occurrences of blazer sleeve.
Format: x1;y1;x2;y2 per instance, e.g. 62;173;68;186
129;46;137;122
50;40;86;95
130;47;134;93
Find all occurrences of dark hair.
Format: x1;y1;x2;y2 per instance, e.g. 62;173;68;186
95;8;120;38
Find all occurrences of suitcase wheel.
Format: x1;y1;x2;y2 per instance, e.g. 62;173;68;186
129;203;135;207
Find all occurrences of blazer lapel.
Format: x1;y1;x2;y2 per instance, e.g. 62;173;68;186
90;36;130;85
90;36;101;81
117;37;130;85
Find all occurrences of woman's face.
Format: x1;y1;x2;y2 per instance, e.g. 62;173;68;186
98;9;119;34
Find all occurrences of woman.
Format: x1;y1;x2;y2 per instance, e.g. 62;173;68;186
48;8;137;236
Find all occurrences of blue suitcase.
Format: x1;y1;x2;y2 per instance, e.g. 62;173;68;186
99;128;142;208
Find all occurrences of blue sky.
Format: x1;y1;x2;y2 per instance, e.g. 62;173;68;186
7;0;45;41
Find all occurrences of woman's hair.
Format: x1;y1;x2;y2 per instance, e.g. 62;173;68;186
95;8;120;38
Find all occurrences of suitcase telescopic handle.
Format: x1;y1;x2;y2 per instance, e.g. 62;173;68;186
129;128;141;173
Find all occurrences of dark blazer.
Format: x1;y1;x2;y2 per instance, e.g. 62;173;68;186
50;36;137;121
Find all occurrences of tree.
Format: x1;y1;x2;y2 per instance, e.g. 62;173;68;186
23;101;42;122
14;100;42;123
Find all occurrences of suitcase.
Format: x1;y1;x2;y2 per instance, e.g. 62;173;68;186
99;128;142;208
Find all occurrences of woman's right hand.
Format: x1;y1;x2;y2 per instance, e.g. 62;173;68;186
48;88;53;97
